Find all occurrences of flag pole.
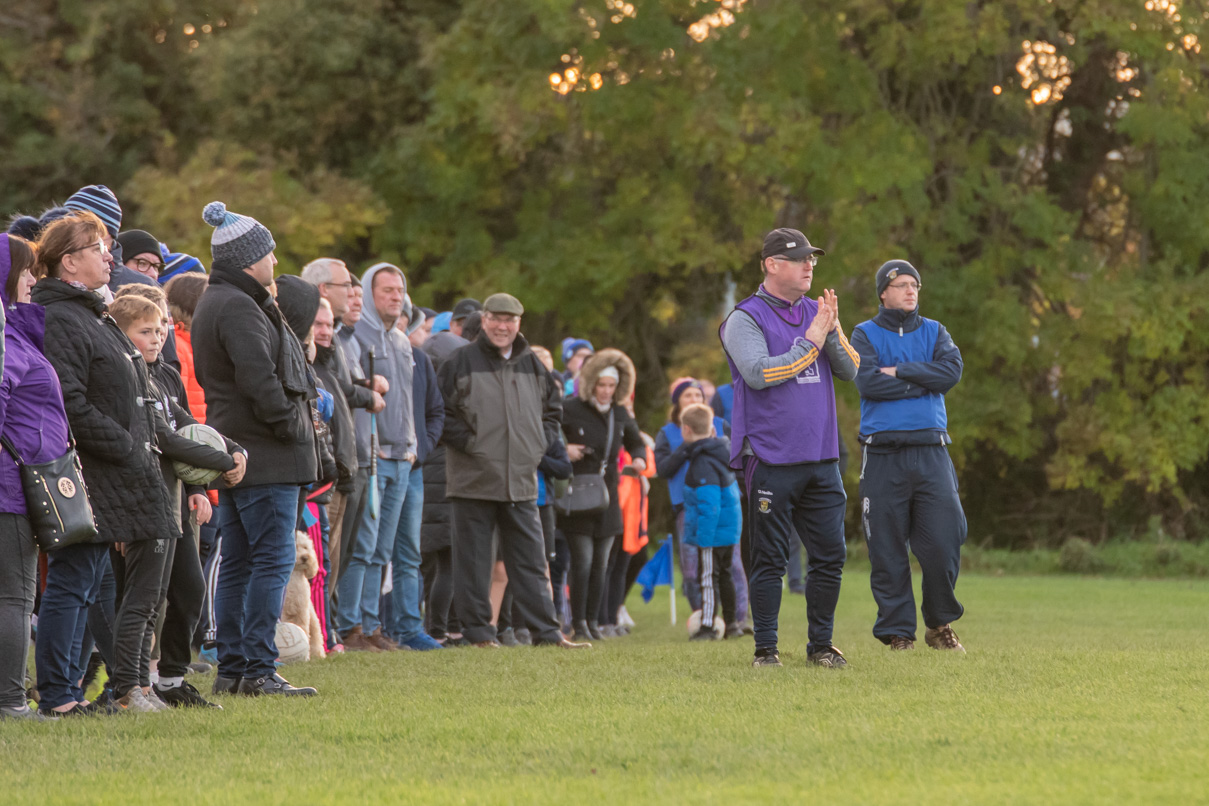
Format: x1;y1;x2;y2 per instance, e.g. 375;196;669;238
668;534;677;626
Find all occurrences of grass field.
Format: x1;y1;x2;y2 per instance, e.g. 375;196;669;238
3;573;1208;805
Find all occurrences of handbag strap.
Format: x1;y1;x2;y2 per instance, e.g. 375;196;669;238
1;428;79;468
600;409;615;478
0;434;25;466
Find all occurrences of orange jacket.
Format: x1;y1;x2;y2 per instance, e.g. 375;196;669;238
618;441;656;554
174;322;207;423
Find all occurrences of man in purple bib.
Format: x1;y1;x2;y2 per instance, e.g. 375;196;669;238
719;228;859;668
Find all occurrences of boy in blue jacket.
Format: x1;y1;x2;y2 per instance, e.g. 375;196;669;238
679;404;743;641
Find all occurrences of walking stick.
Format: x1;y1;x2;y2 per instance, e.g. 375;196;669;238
368;347;380;520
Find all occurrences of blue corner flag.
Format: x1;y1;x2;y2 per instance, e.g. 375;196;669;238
637;536;674;603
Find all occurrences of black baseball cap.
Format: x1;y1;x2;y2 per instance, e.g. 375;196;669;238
761;228;826;261
452;298;482;321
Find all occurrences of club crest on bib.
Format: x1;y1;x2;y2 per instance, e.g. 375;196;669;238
796;361;821;385
758;496;771;514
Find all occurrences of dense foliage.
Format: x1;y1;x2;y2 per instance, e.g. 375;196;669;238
5;0;1209;543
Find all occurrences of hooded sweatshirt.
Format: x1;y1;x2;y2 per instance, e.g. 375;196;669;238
353;263;417;463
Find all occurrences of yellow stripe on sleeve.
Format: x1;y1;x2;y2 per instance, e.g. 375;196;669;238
762;347;819;382
838;332;860;367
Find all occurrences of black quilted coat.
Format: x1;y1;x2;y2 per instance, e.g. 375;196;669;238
420;444;451;553
30;278;176;543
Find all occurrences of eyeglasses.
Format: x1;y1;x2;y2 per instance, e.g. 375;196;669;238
774;254;818;267
132;257;165;273
324;281;354;290
66;240;109;258
886;281;921;292
483;312;520;324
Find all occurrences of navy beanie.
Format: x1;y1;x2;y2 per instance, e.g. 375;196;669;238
561;337;595;367
875;260;921;298
64;185;122;238
670;379;703;405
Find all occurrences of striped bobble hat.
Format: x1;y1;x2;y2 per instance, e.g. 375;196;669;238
64;185;122;238
202;201;276;274
158;250;207;285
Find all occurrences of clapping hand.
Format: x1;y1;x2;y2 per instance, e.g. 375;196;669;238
804;289;839;346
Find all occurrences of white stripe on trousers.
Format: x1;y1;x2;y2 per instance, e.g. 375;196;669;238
203;535;222;643
699;548;715;628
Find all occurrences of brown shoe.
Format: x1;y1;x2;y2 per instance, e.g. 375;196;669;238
368;628;400;652
341;626;382;653
925;624;965;653
889;636;915;651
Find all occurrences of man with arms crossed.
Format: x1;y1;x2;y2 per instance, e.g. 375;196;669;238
851;260;966;652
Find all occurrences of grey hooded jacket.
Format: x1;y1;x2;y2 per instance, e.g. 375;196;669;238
353;262;417;464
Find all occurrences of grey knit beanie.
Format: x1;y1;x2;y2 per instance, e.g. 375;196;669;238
202;201;276;274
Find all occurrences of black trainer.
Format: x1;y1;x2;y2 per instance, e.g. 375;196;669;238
807;646;847;668
236;673;317;697
724;622;745;639
156;681;223;709
690;627;718;642
212;675;240;695
751;647;782;667
37;702;91;718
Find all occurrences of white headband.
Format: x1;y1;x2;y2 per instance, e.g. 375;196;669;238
598;366;620;382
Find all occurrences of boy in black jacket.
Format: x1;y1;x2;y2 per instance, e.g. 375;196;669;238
111;295;246;711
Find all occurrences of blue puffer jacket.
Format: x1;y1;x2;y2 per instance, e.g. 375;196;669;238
654;416;728;508
681;437;741;548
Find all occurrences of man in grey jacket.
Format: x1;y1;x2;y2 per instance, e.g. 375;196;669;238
333;262;420;652
438;293;588;649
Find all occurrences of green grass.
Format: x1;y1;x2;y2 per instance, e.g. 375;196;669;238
4;573;1208;805
843;537;1209;578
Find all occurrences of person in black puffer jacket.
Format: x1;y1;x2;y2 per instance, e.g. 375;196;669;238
557;349;646;642
110;293;246;710
419;328;467;642
31;212;178;715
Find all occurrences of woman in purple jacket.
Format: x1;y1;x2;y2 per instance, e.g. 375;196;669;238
0;233;70;721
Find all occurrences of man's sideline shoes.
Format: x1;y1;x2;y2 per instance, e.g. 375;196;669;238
925;624;965;653
751;647;782;667
807;646;847;668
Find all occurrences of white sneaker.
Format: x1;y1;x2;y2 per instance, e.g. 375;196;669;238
116;688;162;713
145;688;171;711
618;606;635;629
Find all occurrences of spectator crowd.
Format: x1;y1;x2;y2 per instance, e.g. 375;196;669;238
0;185;756;719
2;186;969;719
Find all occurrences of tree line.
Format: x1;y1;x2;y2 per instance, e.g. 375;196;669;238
5;0;1209;545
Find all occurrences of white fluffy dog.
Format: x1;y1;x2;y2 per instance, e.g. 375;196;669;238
281;531;326;660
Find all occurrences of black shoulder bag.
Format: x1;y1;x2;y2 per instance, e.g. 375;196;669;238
554;409;614;518
1;435;99;551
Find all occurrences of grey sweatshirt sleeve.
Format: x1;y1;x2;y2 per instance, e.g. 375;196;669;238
824;327;859;381
721;309;822;390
